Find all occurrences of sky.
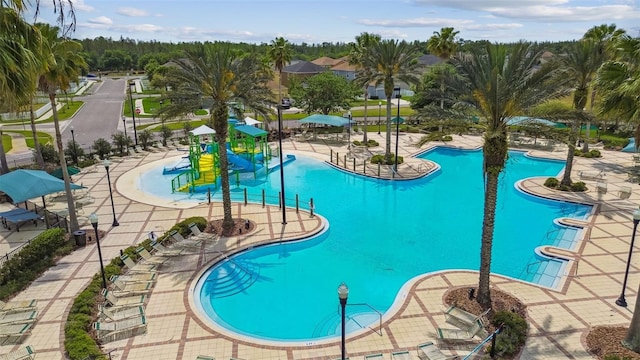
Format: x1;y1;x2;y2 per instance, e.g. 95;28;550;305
31;0;640;45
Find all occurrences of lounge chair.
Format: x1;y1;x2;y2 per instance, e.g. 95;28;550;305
416;342;457;360
136;247;169;266
596;181;608;194
436;319;485;343
151;241;185;256
110;272;157;283
619;186;632;199
578;170;605;180
0;310;37;325
195;356;214;360
443;306;490;329
0;323;32;343
365;354;384;360
189;223;216;240
99;305;145;322
0;345;35;360
112;278;154;295
120;254;158;273
170;230;202;248
392;350;412;360
93;315;147;343
102;289;146;309
0;300;37;313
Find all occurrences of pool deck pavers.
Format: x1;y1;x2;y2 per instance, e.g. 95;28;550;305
1;133;639;359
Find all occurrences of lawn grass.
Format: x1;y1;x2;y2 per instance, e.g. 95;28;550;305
123;98;154;118
13;130;52;148
2;134;12;152
43;101;84;122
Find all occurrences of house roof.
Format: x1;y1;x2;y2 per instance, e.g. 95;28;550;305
417;54;443;66
312;56;340;67
283;61;328;74
331;61;356;71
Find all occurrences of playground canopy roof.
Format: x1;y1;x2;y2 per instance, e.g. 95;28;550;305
299;114;349;127
190;125;216;136
243;117;262;126
0;169;84;203
235;125;268;138
506;116;557;127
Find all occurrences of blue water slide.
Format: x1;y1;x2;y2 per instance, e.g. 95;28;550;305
226;149;260;172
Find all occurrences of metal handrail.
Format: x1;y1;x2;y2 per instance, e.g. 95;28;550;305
345;302;383;336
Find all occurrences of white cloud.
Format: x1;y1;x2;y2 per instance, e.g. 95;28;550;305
117;7;150;17
73;0;94;12
88;16;112;25
359;17;474;28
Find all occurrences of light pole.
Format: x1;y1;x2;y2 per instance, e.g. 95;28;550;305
121;115;128;154
128;81;138;146
394;87;401;175
277;105;287;225
103;160;119;227
347;111;352;151
338;282;349;360
89;213;107;289
377;101;382;135
70;126;77;166
616;207;640;307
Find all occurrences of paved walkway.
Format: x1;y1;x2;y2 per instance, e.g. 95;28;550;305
1;134;639;359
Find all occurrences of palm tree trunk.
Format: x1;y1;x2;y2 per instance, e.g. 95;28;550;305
50;93;79;232
213;108;234;235
583;89;598;152
385;96;392;163
362;91;368;143
624;283;640;351
30;101;45;169
561;123;579;187
0;132;8;175
478;170;499;309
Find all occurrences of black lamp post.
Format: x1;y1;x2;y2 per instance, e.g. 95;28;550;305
121;115;128;154
616;207;640;307
277;105;287;225
347;111;352;151
377;101;382;135
103;160;119;227
89;212;107;289
128;81;138;146
70;126;78;166
394;87;401;175
338;282;349;360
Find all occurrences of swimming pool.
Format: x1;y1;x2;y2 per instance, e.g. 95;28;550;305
185;148;592;342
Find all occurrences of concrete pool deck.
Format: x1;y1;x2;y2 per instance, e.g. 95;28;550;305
1;133;639;359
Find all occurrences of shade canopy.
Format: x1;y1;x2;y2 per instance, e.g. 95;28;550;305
0;169;84;203
299;114;349;127
235;125;268;137
506;116;557;127
49;166;81;180
391;116;405;124
190;125;216;136
243;116;262;126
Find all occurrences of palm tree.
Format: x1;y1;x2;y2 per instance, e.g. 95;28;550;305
163;45;274;235
427;27;459;114
36;23;87;232
268;37;292;105
580;24;626;151
356;39;421;163
349;32;381;143
596;35;640;151
557;40;602;187
450;42;568;308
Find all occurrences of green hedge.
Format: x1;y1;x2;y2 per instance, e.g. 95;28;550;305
64;216;207;359
0;228;73;300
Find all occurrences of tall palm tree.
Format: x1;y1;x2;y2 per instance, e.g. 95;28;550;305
349;32;381;143
268;37;292;105
580;24;626;151
164;45;274;235
356;39;421;163
557;40;602;187
450;42;568;308
37;23;87;232
596;35;640;151
427;27;459;113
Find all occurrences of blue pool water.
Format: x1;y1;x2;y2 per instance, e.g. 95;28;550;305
183;148;592;342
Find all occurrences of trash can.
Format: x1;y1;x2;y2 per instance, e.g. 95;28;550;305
73;230;87;247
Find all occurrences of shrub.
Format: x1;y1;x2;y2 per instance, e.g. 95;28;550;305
111;131;130;156
570;181;587;192
544;177;559;188
92;138;112;160
139;129;154;150
488;311;528;357
442;135;453;141
370;154;403;165
64;140;85;164
366;139;379;147
589;149;601;157
40;143;59;164
160;125;173;146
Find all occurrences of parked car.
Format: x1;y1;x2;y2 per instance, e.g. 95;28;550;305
281;98;291;109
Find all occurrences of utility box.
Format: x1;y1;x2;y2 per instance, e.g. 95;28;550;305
73;230;87;247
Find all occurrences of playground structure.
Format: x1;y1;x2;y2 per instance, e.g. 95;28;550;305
167;117;275;193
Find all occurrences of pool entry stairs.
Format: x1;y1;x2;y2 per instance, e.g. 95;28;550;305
312;303;382;338
204;258;259;298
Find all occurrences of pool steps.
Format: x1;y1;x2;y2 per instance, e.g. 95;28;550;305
205;260;258;298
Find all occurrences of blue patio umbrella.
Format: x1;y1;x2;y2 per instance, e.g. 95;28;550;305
391;116;405;124
299;114;349;127
0;169;84;203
